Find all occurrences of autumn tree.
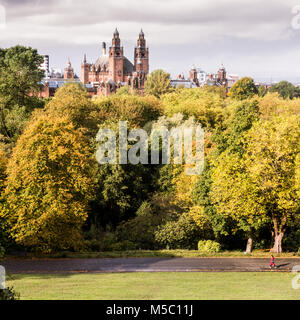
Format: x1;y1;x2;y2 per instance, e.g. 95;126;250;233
210;152;268;253
93;94;161;128
229;77;258;100
2;114;96;252
243;114;300;253
45;82;99;137
192;98;260;250
162;87;226;129
145;69;173;98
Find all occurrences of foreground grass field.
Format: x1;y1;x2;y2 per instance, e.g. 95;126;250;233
7;272;300;300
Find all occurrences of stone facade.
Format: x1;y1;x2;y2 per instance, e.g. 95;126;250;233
64;58;75;79
81;29;149;96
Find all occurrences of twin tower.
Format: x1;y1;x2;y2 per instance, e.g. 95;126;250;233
81;29;149;95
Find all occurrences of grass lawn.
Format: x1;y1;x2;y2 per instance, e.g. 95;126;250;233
6;272;300;300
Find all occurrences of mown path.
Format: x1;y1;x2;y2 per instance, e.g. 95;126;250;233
2;257;300;273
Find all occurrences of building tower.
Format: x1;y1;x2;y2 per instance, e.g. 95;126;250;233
189;64;198;84
108;28;124;82
134;29;149;74
41;55;50;77
134;29;149;91
81;54;89;84
64;58;75;79
217;64;227;87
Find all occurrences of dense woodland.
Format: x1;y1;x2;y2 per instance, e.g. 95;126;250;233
0;46;299;255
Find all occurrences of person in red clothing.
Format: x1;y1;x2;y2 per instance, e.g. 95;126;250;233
270;255;276;269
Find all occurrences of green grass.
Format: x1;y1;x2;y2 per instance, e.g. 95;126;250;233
6;272;300;300
9;249;300;259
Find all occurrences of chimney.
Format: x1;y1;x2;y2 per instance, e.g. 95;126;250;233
102;42;106;56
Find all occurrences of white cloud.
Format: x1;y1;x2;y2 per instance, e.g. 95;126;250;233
0;0;299;81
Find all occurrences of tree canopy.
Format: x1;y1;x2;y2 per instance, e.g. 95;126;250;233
229;77;258;100
145;69;173;98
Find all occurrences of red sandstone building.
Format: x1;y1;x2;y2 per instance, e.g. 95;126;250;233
81;28;149;96
39;29;149;98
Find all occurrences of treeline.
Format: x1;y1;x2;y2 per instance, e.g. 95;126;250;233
0;46;299;255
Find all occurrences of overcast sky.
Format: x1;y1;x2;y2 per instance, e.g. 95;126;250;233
1;0;300;82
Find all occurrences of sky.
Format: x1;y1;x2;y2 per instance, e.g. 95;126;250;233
1;0;300;83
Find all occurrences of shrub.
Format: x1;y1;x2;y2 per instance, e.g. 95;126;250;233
198;240;221;253
115;214;162;250
115;195;181;250
88;239;101;251
0;245;4;258
0;287;20;300
155;212;203;249
100;232;117;251
110;240;137;251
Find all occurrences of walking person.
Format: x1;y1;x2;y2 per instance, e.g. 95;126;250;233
269;255;276;269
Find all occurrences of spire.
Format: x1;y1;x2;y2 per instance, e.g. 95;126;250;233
67;57;71;67
139;28;144;37
114;28;119;38
112;28;121;48
83;54;86;64
102;42;106;55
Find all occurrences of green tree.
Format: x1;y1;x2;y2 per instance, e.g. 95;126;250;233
145;69;172;98
269;81;300;99
2;114;97;252
0;45;44;140
258;85;268;97
212;98;260;155
93;119;156;227
229;77;258;100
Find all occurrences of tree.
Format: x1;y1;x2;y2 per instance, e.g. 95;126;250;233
93;119;157;227
2;114;97;252
46;82;99;137
93;94;161;128
145;69;173;98
243;114;300;253
162;87;226;129
192;98;261;251
115;85;138;96
269;81;300;99
212;98;260;155
210;152;268;253
258;85;268;97
0;145;9;254
229;77;258;100
0;45;44;140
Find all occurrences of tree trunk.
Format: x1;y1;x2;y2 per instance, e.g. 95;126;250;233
245;236;253;253
271;231;284;253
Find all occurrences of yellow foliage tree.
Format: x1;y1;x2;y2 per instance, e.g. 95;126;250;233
2;114;97;252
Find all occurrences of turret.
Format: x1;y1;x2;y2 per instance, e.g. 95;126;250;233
81;54;89;84
102;42;106;56
109;28;124;82
134;29;149;75
64;58;74;79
